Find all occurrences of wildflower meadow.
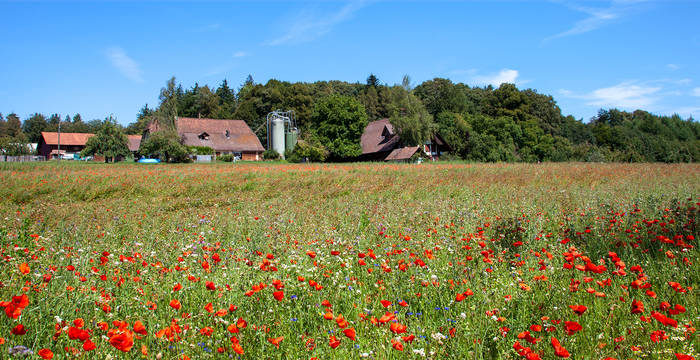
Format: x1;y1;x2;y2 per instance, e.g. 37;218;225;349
0;162;697;359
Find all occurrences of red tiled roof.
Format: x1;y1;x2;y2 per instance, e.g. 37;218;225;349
148;117;264;152
40;132;93;146
127;135;142;152
384;146;419;161
361;119;399;154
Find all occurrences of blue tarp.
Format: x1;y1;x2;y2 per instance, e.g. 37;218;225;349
138;158;161;164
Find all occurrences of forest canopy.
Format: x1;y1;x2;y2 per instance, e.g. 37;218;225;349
2;74;698;162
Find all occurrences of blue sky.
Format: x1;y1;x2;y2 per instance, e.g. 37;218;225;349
1;0;699;126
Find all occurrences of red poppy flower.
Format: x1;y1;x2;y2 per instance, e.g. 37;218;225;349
205;281;216;291
109;331;134;352
169;299;181;310
133;320;147;335
390;322;407;334
564;321;582;335
343;328;356;341
268;336;283;348
551;336;570;358
651;311;678;328
273;291;284;301
38;349;53;359
391;338;404;351
631;299;644;314
329;335;341;349
83;339;96;351
569;305;587;315
11;324;27;336
18;263;30;275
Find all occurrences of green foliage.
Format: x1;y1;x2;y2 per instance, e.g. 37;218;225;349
187;146;214;155
262;148;280;160
0;135;31;156
22;113;48;143
386;86;436;146
126;105;155;135
80;118;130;162
285;135;328;163
139;130;189;163
217;154;234;162
312;95;368;160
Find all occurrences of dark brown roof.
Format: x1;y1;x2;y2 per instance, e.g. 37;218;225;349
361;119;399;154
41;132;93;146
384;146;420;161
127;135;142;152
148;117;264;152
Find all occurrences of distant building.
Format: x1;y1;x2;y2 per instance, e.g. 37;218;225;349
360;119;451;162
38;132;93;159
144;117;264;161
127;135;142;154
37;132;141;160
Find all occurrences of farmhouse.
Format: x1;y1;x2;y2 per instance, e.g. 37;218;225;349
144;117;265;160
38;132;142;159
360;118;451;162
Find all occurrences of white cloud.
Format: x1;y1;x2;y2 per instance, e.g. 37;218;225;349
267;0;367;46
233;51;249;58
667;63;680;71
544;0;651;42
106;47;143;82
472;69;520;87
671;106;700;118
561;81;661;109
692;87;700;97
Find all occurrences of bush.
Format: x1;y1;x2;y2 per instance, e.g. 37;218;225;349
285;138;328;163
218;154;234;162
140;130;189;163
188;146;214;155
262;149;280;160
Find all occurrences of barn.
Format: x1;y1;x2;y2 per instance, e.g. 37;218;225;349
38;132;142;160
144;117;264;160
360;119;451;162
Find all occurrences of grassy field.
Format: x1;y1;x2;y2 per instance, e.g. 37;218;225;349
0;162;698;359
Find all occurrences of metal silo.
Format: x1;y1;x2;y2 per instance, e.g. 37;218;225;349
271;117;285;158
285;130;297;153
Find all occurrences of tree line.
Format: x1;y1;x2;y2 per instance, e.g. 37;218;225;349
2;74;698;162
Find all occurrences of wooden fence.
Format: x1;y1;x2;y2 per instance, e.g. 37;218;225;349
0;155;46;162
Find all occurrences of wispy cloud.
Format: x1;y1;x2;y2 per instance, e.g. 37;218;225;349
560;81;661;109
672;106;700;118
666;63;680;71
106;47;143;82
267;0;367;46
473;69;520;87
544;0;651;42
692;87;700;97
450;68;524;87
233;51;249;58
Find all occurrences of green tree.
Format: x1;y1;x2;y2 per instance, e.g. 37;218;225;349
80;118;130;162
6;113;22;138
156;77;178;131
0;113;5;137
312;95;368;159
22;113;47;142
366;73;379;88
386;87;435;146
215;79;236;119
126;104;154;135
139;130;188;163
195;85;220;118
